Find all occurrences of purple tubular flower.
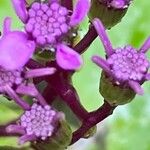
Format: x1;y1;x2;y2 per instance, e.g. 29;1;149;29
11;0;28;23
92;18;150;95
6;102;63;145
0;17;35;70
11;0;90;70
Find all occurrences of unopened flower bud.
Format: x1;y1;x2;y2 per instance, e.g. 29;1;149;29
89;0;132;28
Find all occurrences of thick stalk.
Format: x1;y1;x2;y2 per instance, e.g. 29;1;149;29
71;101;116;144
74;25;98;54
46;69;89;120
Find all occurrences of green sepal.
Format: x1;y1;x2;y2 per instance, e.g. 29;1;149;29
88;0;128;29
83;126;97;138
35;50;55;62
32;120;72;150
99;72;136;106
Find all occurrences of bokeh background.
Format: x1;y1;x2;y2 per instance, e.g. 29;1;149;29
0;0;150;150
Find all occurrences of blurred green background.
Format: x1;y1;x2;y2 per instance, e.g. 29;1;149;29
0;0;150;150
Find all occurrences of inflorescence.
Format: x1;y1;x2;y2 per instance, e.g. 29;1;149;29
26;2;70;46
0;0;150;149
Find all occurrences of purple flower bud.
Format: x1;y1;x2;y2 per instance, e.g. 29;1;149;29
6;102;63;145
92;19;150;96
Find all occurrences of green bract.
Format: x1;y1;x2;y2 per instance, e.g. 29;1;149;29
99;72;136;106
89;0;128;29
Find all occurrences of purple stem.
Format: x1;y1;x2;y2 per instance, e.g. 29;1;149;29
46;68;89;120
139;37;150;53
71;101;116;144
43;85;57;105
74;25;98;54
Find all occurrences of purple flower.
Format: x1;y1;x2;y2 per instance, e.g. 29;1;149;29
6;102;63;144
0;17;35;70
11;0;91;70
92;18;150;95
0;64;56;110
101;0;131;9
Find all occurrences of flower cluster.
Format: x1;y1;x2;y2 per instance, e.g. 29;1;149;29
0;0;90;146
0;0;150;149
92;18;150;95
6;102;62;144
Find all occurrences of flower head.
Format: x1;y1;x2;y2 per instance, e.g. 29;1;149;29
6;102;63;145
11;0;91;70
25;2;70;46
92;18;150;95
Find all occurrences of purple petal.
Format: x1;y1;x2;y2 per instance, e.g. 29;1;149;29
3;17;11;35
3;85;30;110
128;80;144;95
6;125;25;135
16;83;39;97
11;0;28;23
139;37;150;53
0;31;35;70
92;55;112;75
19;134;37;145
25;67;56;78
144;73;150;80
110;0;127;9
56;44;83;70
93;18;114;56
69;0;90;26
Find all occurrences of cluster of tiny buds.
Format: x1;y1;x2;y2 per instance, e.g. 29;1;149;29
107;46;150;81
0;67;22;92
26;2;70;46
20;103;57;140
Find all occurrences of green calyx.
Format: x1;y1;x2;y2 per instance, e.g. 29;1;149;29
99;72;136;106
88;0;128;29
32;120;72;150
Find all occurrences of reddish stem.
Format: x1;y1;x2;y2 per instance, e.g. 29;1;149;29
45;63;89;120
71;101;116;144
42;84;57;105
74;25;98;54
